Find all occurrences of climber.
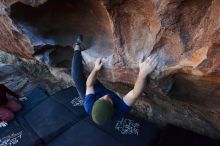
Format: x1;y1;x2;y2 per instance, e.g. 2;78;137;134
0;84;27;125
71;35;158;125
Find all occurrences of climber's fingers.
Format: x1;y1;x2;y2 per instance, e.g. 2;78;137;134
145;54;157;64
139;56;145;65
149;54;158;68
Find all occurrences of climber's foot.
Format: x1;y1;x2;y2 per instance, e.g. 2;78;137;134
73;34;85;51
76;34;83;45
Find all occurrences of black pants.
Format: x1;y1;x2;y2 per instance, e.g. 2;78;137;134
71;50;108;98
71;50;87;98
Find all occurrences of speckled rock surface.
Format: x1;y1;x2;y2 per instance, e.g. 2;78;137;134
0;0;219;139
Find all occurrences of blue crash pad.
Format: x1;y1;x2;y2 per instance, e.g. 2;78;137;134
51;86;87;118
24;98;80;142
86;114;161;146
0;121;40;146
48;120;123;146
18;87;49;115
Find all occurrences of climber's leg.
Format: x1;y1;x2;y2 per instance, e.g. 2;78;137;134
71;43;87;99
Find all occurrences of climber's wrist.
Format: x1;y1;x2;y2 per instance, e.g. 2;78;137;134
138;70;149;79
92;67;100;73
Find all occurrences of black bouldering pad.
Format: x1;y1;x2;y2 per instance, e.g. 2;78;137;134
86;114;161;146
18;87;49;115
157;124;220;146
192;134;220;146
51;86;87;118
48;120;123;146
0;121;40;146
24;98;80;142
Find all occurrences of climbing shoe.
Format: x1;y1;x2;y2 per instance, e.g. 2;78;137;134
75;34;83;45
74;34;85;51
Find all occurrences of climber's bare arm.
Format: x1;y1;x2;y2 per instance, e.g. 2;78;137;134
123;54;158;106
86;58;103;95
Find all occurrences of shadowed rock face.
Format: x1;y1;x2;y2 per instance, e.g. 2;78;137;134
0;0;220;139
10;0;114;58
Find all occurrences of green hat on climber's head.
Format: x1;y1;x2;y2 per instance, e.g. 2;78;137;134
92;99;114;125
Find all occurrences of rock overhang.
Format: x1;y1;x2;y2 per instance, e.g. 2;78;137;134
0;0;220;139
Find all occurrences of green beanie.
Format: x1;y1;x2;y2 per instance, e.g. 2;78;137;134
92;99;114;125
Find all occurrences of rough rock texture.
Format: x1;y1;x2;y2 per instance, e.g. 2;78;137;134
0;0;219;139
0;51;72;95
